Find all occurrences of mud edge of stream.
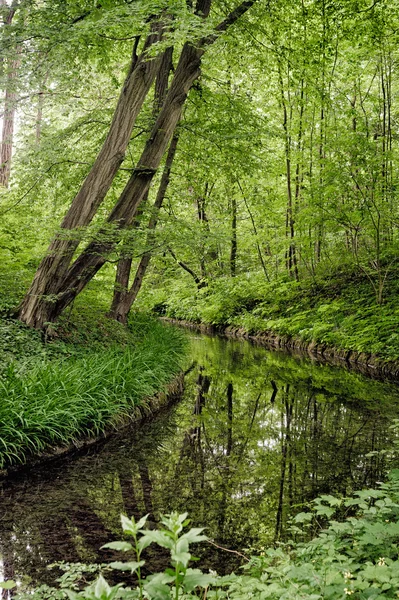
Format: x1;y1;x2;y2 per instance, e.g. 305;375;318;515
162;318;399;382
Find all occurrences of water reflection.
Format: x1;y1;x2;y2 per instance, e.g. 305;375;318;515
1;333;399;586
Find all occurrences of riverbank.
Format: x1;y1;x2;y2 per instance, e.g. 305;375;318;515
139;267;399;379
0;371;185;479
162;317;399;380
0;311;186;472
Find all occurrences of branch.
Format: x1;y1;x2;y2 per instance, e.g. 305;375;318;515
201;0;260;47
167;247;206;289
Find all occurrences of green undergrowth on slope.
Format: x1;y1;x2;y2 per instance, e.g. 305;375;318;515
0;302;186;469
141;266;399;360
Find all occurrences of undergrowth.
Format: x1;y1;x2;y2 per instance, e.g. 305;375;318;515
13;466;399;599
139;266;399;360
0;313;186;469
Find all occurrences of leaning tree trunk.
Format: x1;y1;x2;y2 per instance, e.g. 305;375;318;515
19;25;164;327
51;41;207;319
109;47;174;320
109;132;180;323
19;0;258;328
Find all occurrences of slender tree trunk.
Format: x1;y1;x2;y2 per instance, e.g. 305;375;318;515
35;72;49;145
237;179;269;280
278;61;298;281
0;2;19;188
196;185;210;279
19;0;258;328
230;195;237;277
109;132;180;323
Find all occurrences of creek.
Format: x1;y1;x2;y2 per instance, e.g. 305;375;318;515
1;330;399;587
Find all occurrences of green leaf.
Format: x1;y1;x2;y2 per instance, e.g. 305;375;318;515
0;581;16;590
144;573;175;600
180;527;208;544
293;512;313;523
140;530;174;550
109;561;145;573
101;541;133;552
172;550;191;567
121;514;143;536
64;591;81;600
182;569;215;592
95;576;111;599
138;536;153;552
317;494;341;506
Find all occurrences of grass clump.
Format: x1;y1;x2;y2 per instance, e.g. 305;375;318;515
0;315;186;469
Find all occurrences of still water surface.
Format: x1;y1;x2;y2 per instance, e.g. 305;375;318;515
1;331;399;586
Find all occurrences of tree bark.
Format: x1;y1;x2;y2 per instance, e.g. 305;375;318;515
109;46;174;321
0;1;19;188
109;132;180;323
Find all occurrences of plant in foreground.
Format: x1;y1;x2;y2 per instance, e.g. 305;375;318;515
76;513;212;600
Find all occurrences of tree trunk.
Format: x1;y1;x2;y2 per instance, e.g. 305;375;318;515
277;60;298;281
109;47;174;322
0;2;19;188
230;195;237;277
168;246;206;290
35;73;48;145
109;132;180;323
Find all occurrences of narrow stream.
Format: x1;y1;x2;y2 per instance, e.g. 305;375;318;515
1;331;399;587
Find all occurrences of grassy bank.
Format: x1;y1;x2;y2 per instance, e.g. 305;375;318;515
140;266;399;361
0;310;186;470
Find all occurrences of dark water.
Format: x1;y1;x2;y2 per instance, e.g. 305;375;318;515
1;332;399;588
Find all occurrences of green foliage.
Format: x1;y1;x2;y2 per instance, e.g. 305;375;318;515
18;469;399;599
140;267;399;360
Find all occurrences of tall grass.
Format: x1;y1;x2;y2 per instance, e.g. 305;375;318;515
0;317;186;469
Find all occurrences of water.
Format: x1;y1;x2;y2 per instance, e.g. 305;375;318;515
1;331;399;587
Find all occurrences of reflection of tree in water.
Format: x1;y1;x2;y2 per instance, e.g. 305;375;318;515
0;334;398;584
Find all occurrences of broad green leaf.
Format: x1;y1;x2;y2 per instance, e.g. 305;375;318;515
144;573;175;600
172;550;191;567
180;527;208;544
140;530;174;550
182;569;215;592
293;512;313;523
0;581;16;590
101;541;133;552
109;561;145;573
94;576;111;599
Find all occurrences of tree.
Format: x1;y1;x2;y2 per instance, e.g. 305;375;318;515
0;0;20;188
18;0;259;329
